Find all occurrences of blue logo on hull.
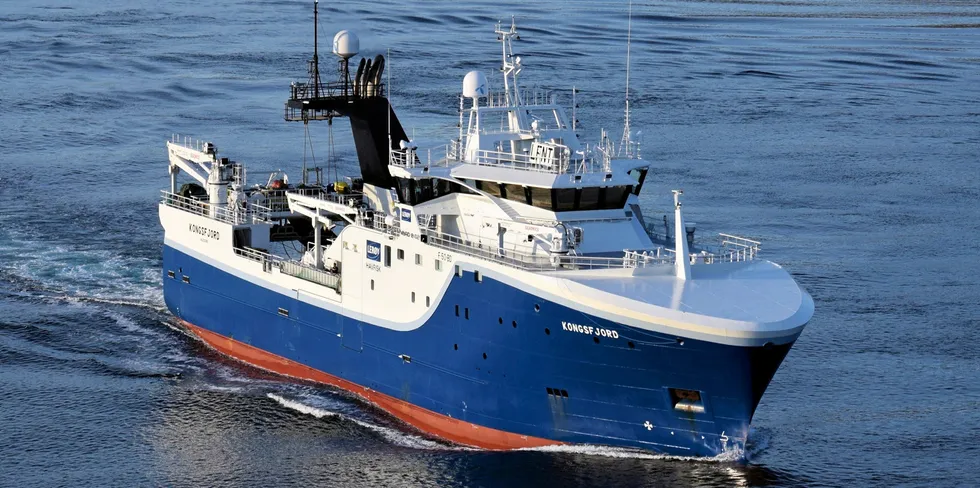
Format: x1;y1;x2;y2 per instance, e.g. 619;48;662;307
366;240;381;261
401;208;412;222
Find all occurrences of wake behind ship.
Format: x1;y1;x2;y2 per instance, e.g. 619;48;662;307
160;10;813;458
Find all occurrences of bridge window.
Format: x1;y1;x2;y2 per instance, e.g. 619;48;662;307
549;186;634;211
504;183;529;205
397;249;405;261
553;188;576;211
529;186;551;209
476;180;503;198
628;167;649;195
395;177;475;205
578;187;600;210
467;180;633;211
604;185;633;209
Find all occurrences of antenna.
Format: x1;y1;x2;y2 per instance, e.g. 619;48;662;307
572;86;577;133
312;0;321;98
387;47;392;150
619;0;633;158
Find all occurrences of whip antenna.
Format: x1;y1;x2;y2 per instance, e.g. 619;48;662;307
620;0;633;158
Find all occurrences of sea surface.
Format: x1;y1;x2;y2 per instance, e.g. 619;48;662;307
1;0;978;486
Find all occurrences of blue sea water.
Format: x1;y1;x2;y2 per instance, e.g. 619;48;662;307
1;0;978;486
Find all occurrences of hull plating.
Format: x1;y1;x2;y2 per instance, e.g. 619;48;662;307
163;245;793;457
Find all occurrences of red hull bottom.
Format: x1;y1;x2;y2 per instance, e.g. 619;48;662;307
181;320;563;450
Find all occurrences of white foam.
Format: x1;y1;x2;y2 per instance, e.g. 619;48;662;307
268;393;340;419
266;393;458;451
520;442;745;463
0;227;165;311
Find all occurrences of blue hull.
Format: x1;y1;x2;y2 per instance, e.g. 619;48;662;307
163;245;794;457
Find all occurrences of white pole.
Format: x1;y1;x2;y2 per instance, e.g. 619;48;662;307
673;190;691;281
314;209;322;270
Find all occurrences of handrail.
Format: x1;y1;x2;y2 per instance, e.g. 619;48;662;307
390;139;618;175
232;246;341;291
419;227;760;272
161;191;253;225
288;80;386;101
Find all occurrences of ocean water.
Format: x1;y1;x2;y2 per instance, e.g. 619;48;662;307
1;0;978;486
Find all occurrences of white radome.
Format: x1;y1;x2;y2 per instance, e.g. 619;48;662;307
462;70;488;99
333;30;359;59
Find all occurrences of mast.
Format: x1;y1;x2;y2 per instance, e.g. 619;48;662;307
312;0;321;98
619;0;633;158
495;18;528;131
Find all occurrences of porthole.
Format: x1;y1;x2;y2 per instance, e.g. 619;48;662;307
454;344;458;351
512;320;517;328
593;336;600;344
545;328;550;335
482;352;487;360
498;317;503;324
628;341;635;349
534;304;540;312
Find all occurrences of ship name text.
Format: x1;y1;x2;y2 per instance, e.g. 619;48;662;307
189;223;220;241
561;321;619;339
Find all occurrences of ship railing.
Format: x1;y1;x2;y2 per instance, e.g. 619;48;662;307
390;144;456;169
250;203;273;222
371;213;400;236
288;80;386;102
391;140;620;177
232;245;341;291
419;228;760;272
161;191;257;225
298;189;363;208
256;188;363;213
233;246;279;272
279;260;341;291
467;148;571;174
423;231;556;270
662;234;762;264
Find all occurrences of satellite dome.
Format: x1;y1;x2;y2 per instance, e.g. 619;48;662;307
333;30;359;59
462;71;488;99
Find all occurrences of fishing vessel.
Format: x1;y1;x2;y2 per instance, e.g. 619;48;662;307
159;6;813;457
